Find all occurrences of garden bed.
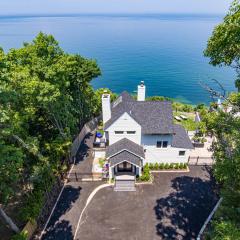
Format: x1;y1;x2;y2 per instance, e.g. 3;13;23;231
148;162;188;171
150;167;189;173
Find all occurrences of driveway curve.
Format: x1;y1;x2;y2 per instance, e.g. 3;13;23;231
76;166;218;240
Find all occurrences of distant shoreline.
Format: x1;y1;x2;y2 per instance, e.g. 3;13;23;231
0;13;224;20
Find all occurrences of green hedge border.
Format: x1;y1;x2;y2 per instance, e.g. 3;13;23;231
148;162;187;170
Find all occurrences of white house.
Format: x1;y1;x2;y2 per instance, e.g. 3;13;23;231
102;82;193;181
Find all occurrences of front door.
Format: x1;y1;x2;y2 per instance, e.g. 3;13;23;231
117;161;132;172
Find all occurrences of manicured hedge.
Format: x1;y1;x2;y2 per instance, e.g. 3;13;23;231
148;162;187;170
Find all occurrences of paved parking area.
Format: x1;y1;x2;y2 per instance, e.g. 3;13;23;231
76;166;218;240
41;181;102;240
41;131;102;240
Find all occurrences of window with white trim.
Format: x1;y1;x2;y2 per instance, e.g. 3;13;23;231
156;141;168;148
156;141;162;148
115;131;124;134
179;151;186;156
162;141;168;148
127;131;136;134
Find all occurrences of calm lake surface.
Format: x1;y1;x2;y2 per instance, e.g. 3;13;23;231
0;14;236;104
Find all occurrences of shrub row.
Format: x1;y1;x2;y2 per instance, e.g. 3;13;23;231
147;162;187;170
138;162;188;182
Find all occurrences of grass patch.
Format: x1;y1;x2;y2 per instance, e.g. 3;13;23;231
173;111;197;131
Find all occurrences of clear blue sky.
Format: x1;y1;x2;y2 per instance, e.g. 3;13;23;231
0;0;232;16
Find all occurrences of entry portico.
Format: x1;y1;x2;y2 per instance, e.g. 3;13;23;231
106;138;145;179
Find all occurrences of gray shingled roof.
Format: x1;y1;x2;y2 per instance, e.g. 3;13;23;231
106;138;145;158
172;124;194;149
105;92;174;134
109;150;141;166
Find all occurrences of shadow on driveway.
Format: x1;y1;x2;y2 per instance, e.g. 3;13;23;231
42;185;81;240
154;167;218;240
75;132;94;165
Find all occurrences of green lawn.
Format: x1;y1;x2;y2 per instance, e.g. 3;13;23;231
173;111;197;131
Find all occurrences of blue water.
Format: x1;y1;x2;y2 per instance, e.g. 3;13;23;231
0;14;236;104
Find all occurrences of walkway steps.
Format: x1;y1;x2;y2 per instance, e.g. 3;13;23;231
114;180;136;192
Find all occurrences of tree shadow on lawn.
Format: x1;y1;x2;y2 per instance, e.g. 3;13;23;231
75;132;94;164
42;185;81;240
154;167;218;240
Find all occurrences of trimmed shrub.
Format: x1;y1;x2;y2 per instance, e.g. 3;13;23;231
140;164;150;181
159;163;164;169
154;162;159;170
149;163;154;170
174;163;179;169
169;163;174;169
183;163;187;169
179;163;184;169
164;163;170;169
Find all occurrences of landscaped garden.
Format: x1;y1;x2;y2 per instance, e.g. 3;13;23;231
137;162;188;182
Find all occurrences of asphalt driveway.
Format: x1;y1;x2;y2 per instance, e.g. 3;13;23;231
76;166;218;240
41;131;102;240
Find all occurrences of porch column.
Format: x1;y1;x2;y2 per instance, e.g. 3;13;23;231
109;166;113;179
138;166;142;176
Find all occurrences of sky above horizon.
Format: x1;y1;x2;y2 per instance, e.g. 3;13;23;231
0;0;233;16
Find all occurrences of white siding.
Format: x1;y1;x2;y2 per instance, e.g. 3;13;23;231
141;134;190;164
106;112;141;145
105;114;191;165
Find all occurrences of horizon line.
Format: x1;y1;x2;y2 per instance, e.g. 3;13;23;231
0;12;225;18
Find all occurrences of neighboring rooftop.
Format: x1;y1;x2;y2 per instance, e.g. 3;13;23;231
106;138;145;158
105;92;174;134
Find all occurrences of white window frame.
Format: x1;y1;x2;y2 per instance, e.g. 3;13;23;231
156;141;162;148
179;150;186;156
126;131;136;134
114;131;124;134
156;141;168;148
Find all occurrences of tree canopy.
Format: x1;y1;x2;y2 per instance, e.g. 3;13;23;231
204;0;240;89
0;32;101;233
203;1;240;238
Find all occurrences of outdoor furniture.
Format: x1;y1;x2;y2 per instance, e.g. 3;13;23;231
96;132;103;138
174;116;181;121
180;115;187;120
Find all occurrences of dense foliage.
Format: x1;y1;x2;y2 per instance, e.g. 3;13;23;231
204;1;240;238
202;102;240;239
204;0;240;90
0;32;100;229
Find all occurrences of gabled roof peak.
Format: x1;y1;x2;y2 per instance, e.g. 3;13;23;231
105;91;174;134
